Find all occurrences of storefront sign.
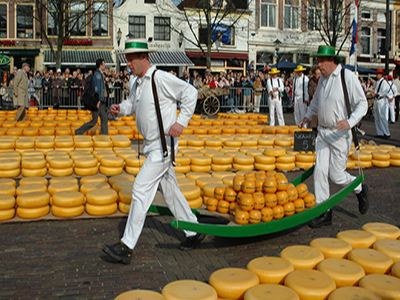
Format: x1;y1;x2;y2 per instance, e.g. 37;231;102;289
0;40;16;46
0;55;11;66
63;39;93;45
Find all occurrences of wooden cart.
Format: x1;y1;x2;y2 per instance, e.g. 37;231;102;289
195;87;230;116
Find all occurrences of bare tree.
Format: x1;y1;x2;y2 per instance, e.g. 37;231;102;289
33;0;112;69
155;0;252;69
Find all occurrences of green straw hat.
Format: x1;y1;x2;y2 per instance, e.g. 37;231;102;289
311;45;342;60
120;38;155;55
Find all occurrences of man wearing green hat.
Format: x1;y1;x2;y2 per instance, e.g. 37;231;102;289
102;39;203;264
299;45;369;228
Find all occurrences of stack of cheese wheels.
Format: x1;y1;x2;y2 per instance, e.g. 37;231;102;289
351;151;372;168
74;156;99;176
109;174;136;186
125;155;146;175
55;136;74;153
118;187;132;214
93;136;113;151
35;136;54;154
190;155;212;173
80;173;108;186
253;153;276;173
389;150;400;166
15;137;35;153
115;149;138;162
295;153;315;170
112;133;133;147
51;191;85;218
74;136;94;151
21;155;47;177
93;149;115;161
48;157;74;177
179;184;202;208
204;137;223;150
99;156;124;176
0;179;16;221
370;151;390;168
85;188;118;216
0;137;15;152
162;280;217;300
0;156;20;178
174;156;191;174
48;181;80;205
80;181;111;198
208;268;260;300
211;153;233;172
112;180;134;196
16;190;50;219
233;154;255;171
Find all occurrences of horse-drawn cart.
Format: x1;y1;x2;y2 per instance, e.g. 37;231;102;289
195;87;230;116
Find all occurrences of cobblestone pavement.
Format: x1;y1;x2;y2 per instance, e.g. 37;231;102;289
1;113;399;299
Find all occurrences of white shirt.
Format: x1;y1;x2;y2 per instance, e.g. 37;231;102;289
293;74;309;101
374;78;393;101
305;64;367;129
266;77;284;99
393;78;400;96
119;66;197;141
388;81;398;100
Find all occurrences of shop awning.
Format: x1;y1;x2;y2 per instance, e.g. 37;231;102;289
186;51;248;60
117;51;194;67
43;50;114;67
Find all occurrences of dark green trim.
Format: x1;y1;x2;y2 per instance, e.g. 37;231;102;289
0;50;40;56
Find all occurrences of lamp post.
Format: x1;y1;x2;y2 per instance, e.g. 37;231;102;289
117;28;122;47
273;39;282;69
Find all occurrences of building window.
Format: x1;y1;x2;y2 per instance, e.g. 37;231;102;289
154;17;170;41
298;53;310;64
257;51;274;64
69;1;86;36
17;4;34;38
377;12;386;23
261;0;276;28
360;27;371;55
284;0;299;29
93;2;108;37
377;28;386;55
128;16;145;39
361;10;371;20
145;0;156;3
308;0;322;31
47;1;59;36
0;4;6;38
328;0;343;32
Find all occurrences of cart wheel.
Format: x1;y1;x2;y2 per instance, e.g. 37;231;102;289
203;96;220;116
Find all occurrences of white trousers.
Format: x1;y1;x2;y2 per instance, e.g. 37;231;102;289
388;99;395;123
243;95;251;112
268;96;285;126
254;95;261;113
294;97;306;127
121;138;198;250
374;99;390;136
314;127;362;204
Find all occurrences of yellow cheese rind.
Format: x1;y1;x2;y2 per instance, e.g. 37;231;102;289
280;245;325;270
85;203;117;216
392;261;400;278
17;205;50;219
317;258;365;288
373;239;400;263
52;191;85;207
51;205;84;218
86;189;118;205
115;290;165;300
336;230;377;248
348;248;393;274
16;191;50;208
0;194;16;209
244;283;300;300
309;237;353;258
362;222;400;240
162;279;218;300
328;286;383;300
359;274;400;300
246;256;294;284
0;208;15;221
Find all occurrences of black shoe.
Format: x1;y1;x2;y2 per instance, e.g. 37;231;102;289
374;135;384;138
390;122;395;124
102;242;132;264
309;210;332;228
179;233;205;251
383;135;390;139
356;183;369;215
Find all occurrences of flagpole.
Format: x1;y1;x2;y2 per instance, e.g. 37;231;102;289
355;46;357;75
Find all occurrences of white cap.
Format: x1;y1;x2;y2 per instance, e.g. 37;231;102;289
56;68;61;73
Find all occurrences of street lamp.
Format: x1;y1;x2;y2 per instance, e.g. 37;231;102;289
178;31;184;48
117;28;122;46
273;39;282;68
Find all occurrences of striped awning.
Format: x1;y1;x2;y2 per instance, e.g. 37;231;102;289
43;50;114;66
117;51;194;67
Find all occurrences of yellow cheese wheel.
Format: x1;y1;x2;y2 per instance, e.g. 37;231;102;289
275;162;296;171
371;151;390;161
264;148;286;157
0;184;16;197
17;205;50;219
232;163;254;171
21;167;47;177
185;172;211;181
309;238;353;258
93;140;113;148
52;191;85;207
173;165;191;174
191;156;212;166
295;154;315;162
112;180;134;193
362;223;400;240
317;258;365;287
49;176;78;185
48;167;73;177
373;239;400;263
359;274;400;300
389;159;400;166
233;154;255;165
203;183;226;198
86;189;118;205
280;245;325;270
100;156;124;167
180;185;201;200
276;155;296;163
209;268;259;300
125;166;140;175
195;177;222;189
21;158;46;169
225;140;242;147
336;230;377;248
392;261;400;278
388;151;400;159
74;166;99;176
99;166;123;176
0;168;20;178
175;156;191;166
74;157;98;168
85;202;117;216
254;163;275;171
51;205;84;218
0;208;15;221
211;154;233;164
348;248;393;274
244;284;300;300
118;201;130;214
352;151;372;161
115;290;165;300
187;196;203;209
284;269;336;300
371;159;390;167
328;286;382;300
16;184;47;196
79;174;108;185
108;174;135;186
0;194;16;209
162;280;217;300
119;188;132;204
80;181;110;196
211;163;232;172
274;139;292;147
48;182;79;196
48;157;73;168
246;257;294;284
0;178;16;187
294;161;314;170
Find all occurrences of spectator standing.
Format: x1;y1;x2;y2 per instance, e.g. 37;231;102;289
372;69;392;139
42;71;52;107
246;60;255;76
308;65;321;129
52;69;63;105
13;63;30;121
193;75;203;89
253;75;264;113
242;75;253;112
293;65;309;127
28;74;38;106
392;74;400;121
387;75;397;124
68;71;80;106
77;73;84;109
114;76;123;104
266;68;285;126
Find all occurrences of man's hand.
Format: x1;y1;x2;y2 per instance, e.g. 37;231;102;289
168;122;184;137
336;120;350;131
14;93;18;97
110;104;120;116
298;117;309;128
96;101;100;109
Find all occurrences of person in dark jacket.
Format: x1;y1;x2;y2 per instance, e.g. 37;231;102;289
307;65;321;129
68;71;80;106
42;71;52;107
